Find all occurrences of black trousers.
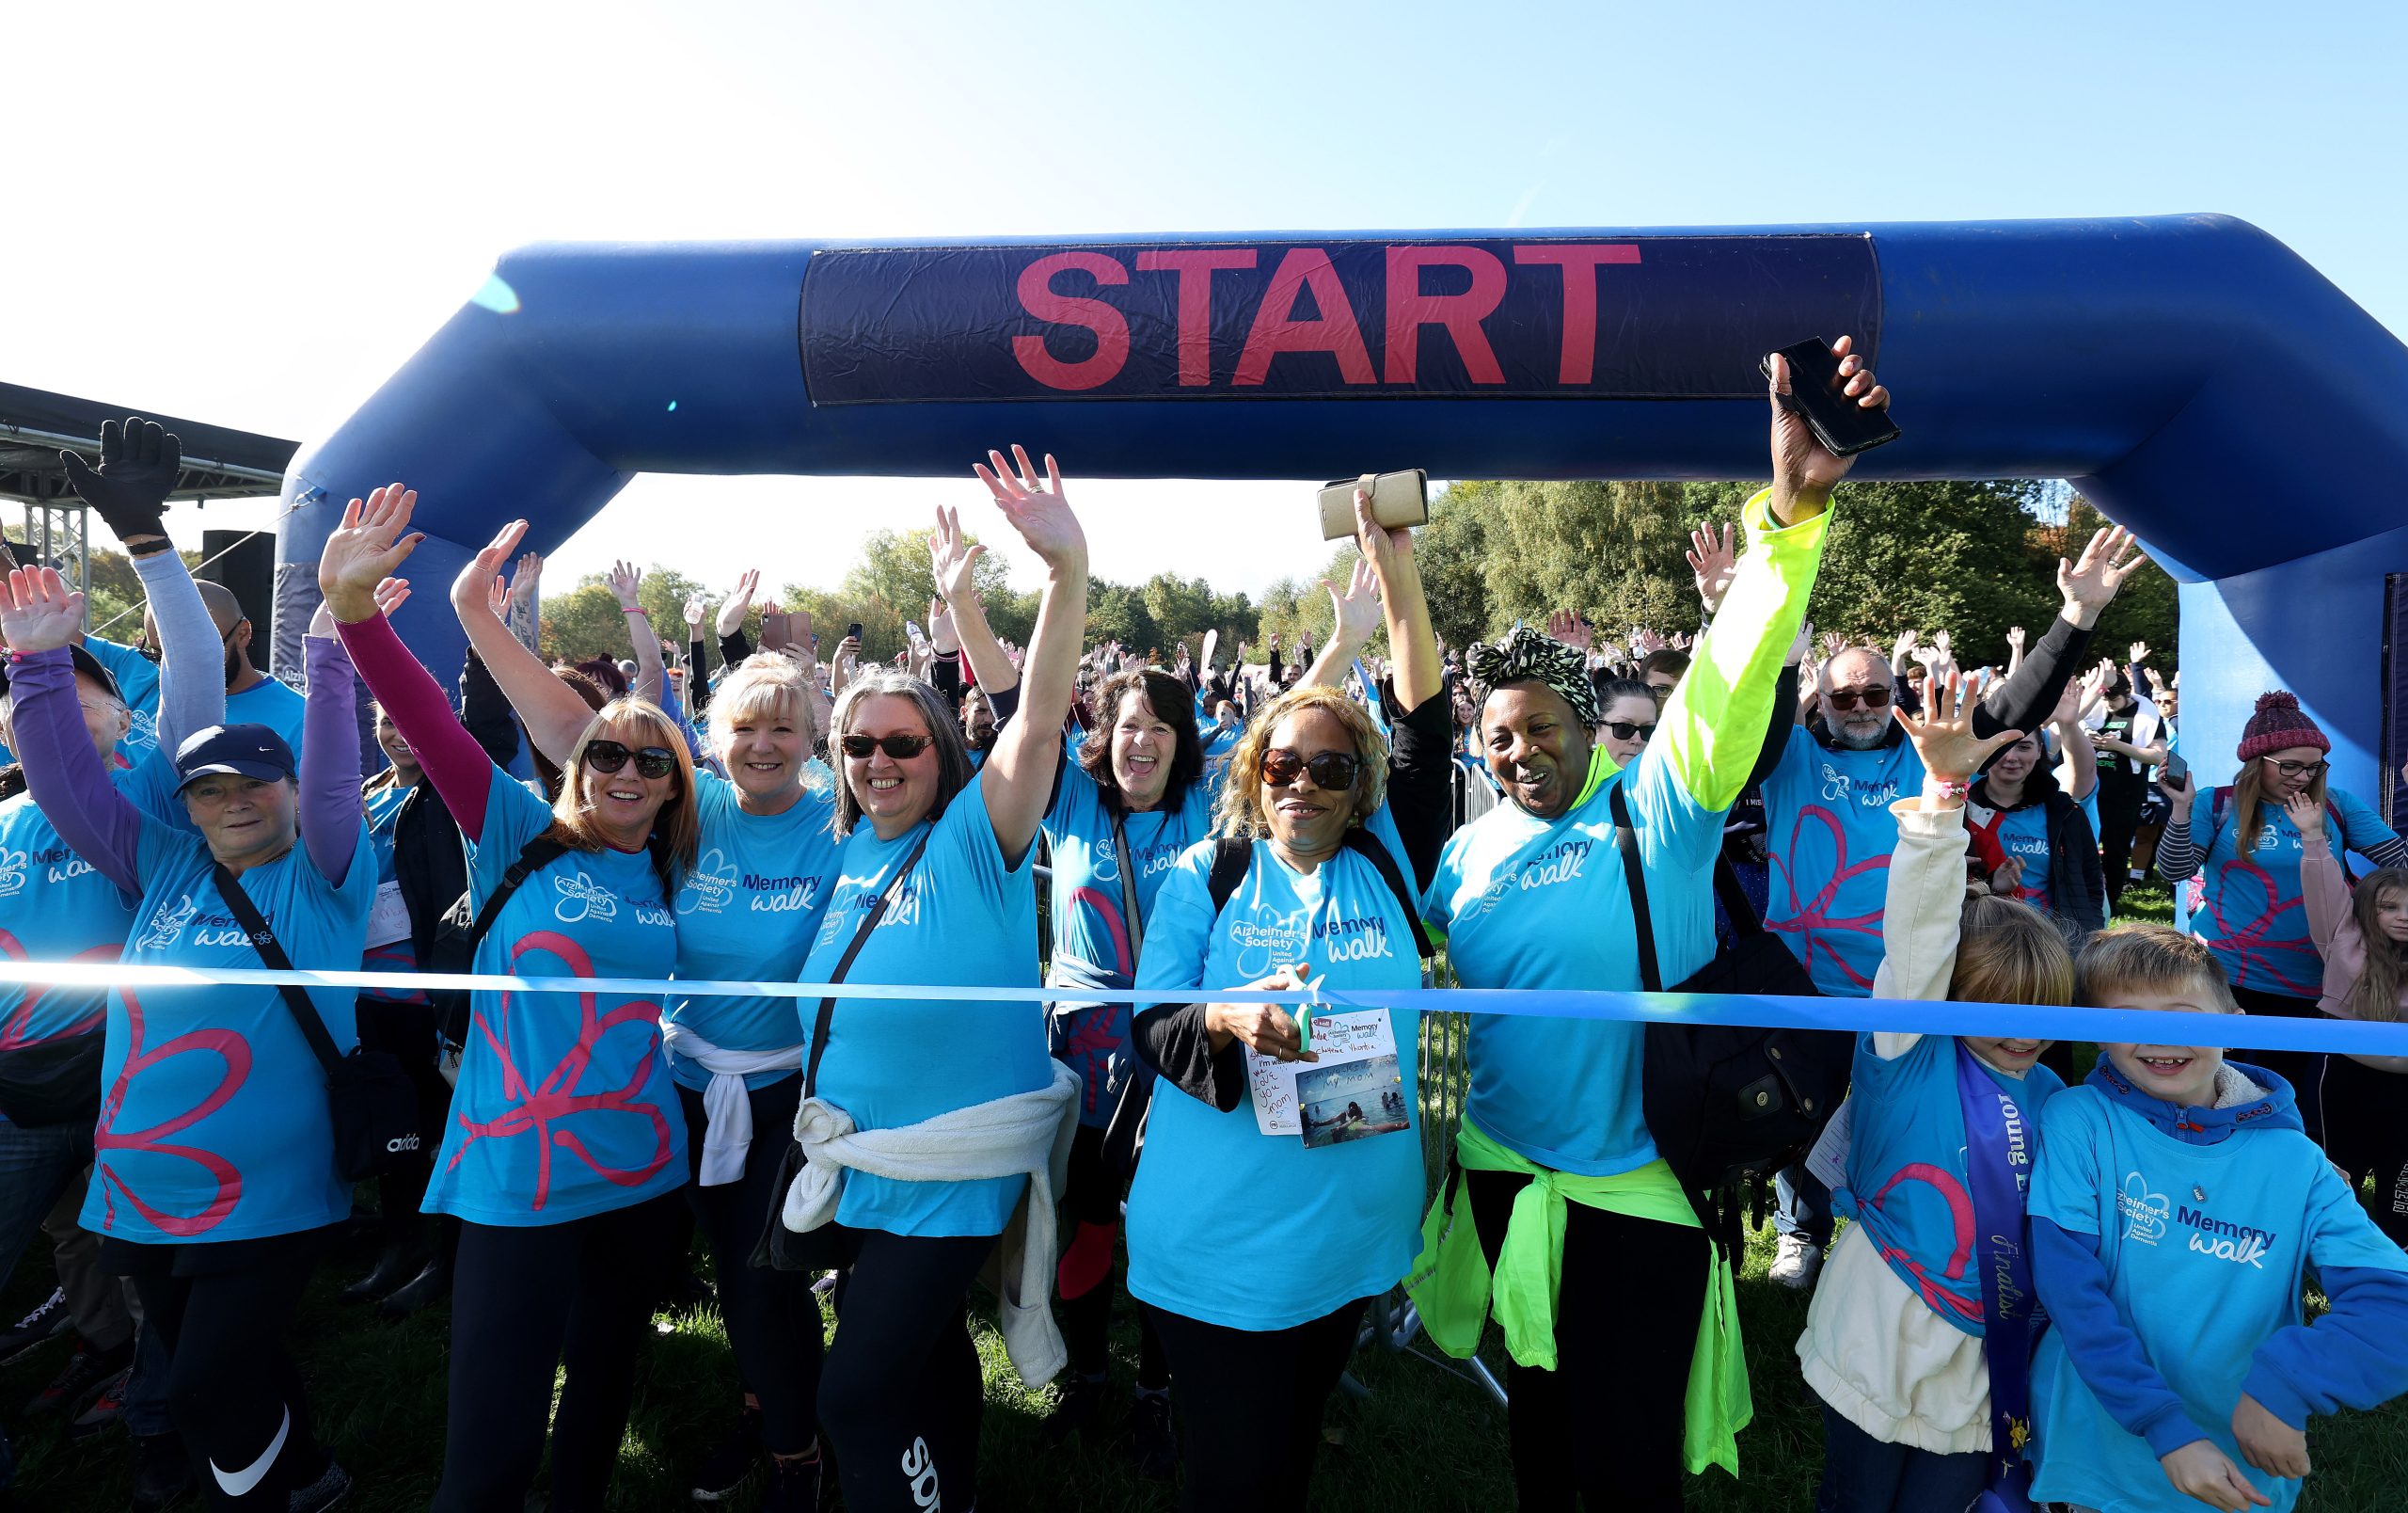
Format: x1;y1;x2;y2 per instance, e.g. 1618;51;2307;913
821;1227;995;1513
1143;1295;1370;1513
432;1189;685;1513
356;995;447;1237
2321;1052;2408;1245
2231;985;2330;1146
1468;1167;1708;1513
2096;774;2149;907
1057;1122;1168;1388
677;1076;824;1456
108;1232;325;1511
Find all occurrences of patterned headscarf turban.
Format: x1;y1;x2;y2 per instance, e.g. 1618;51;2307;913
1466;626;1599;729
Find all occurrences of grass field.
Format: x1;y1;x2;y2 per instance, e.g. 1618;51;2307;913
9;884;2405;1510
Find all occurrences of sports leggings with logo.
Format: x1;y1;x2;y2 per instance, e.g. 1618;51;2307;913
1467;1168;1708;1513
676;1076;824;1456
821;1227;995;1513
432;1189;685;1513
107;1232;325;1511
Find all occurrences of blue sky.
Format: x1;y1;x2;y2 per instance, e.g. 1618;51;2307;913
12;0;2403;599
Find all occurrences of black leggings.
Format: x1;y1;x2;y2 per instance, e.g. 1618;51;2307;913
2231;985;2330;1146
2320;1053;2408;1245
821;1227;995;1513
110;1234;325;1511
2097;775;2148;907
1058;1123;1168;1388
1468;1168;1709;1513
1143;1296;1370;1513
677;1077;824;1456
433;1190;685;1513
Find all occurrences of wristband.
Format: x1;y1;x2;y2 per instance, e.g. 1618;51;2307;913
1929;776;1972;801
622;606;648;617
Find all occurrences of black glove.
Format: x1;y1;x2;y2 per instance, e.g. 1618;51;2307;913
60;417;180;549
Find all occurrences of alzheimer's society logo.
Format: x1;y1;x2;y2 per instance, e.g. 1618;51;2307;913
2118;1171;2171;1246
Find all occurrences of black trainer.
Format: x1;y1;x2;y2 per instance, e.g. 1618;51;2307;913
129;1431;195;1513
23;1336;132;1418
374;1253;452;1321
65;1365;130;1441
1039;1371;1109;1448
759;1453;822;1513
0;1286;71;1365
288;1455;354;1513
341;1236;431;1305
689;1405;763;1502
1132;1388;1177;1482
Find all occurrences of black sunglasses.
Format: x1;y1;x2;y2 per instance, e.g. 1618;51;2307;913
840;733;936;760
585;740;676;779
1604;720;1657;742
1260;748;1363;790
1824;684;1893;712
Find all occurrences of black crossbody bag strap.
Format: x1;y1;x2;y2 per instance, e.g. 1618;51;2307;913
1109;810;1146;962
1608;784;1665;994
212;863;341;1077
1339;826;1436;964
464;836;571;955
805;830;934;1099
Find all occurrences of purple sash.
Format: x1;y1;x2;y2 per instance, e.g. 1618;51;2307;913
1956;1042;2043;1513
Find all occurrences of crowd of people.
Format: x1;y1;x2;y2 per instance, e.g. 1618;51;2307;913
0;341;2403;1513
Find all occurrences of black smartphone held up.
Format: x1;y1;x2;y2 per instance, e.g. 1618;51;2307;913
1759;338;1900;458
845;621;863;644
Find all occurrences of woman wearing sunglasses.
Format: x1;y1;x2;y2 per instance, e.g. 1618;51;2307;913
441;542;844;1509
782;446;1087;1513
1122;488;1447;1512
320;486;702;1513
1594;676;1660;769
2156;690;2408;1139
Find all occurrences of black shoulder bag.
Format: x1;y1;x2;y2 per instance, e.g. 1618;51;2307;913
212;863;422;1182
423;836;569;1052
752;830;933;1273
1608;783;1846;1242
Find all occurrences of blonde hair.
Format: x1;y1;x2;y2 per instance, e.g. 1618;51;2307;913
548;697;701;892
705;653;819;758
2347;868;2408;1024
1951;893;2075;1006
2232;758;2327;853
2075;922;2241;1012
1212;684;1390;840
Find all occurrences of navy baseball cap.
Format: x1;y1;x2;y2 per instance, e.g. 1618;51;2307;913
173;724;296;791
0;645;123;703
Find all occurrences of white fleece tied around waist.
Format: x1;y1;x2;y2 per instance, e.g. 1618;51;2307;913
781;1061;1081;1387
659;1021;803;1187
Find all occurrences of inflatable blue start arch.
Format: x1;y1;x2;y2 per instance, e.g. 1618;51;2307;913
274;215;2408;810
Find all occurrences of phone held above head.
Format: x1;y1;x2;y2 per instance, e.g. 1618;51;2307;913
1760;337;1901;457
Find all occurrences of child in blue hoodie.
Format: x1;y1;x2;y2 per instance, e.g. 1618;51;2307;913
2029;924;2408;1513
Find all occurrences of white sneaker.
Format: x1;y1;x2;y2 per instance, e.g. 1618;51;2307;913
1769;1234;1824;1290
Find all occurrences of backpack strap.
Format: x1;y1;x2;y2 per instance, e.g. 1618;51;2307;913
1339;826;1436;964
459;836;571;956
1205;835;1253;917
211;863;342;1080
1608;783;1665;994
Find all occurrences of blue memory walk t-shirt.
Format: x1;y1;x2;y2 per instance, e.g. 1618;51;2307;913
669;774;844;1091
86;821;375;1244
1967;789;2100;916
2028;1082;2408;1513
800;771;1050;1238
2188;785;2400;995
0;783;145;1053
1762;727;1925;997
1429;755;1725;1178
1837;1035;2064;1335
1125;807;1426;1330
427;772;687;1226
1043;757;1215;1124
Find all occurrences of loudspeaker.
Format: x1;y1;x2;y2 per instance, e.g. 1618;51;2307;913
198;530;277;634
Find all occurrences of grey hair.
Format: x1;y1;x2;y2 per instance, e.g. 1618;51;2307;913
829;666;974;837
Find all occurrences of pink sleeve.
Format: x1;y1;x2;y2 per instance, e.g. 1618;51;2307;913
334;611;498;843
2301;832;2353;956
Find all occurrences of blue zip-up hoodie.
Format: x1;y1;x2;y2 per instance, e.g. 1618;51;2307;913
2028;1058;2408;1510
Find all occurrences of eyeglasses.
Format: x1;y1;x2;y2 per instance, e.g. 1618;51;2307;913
1603;720;1657;742
2263;756;2328;779
584;740;677;779
1824;684;1893;712
1259;748;1363;790
840;733;936;761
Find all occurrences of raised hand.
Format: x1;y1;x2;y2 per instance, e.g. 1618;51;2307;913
0;566;87;654
605;560;644;612
1324;556;1385;649
2058;525;2148;628
321;484;427;622
683;593;708;632
2283;791;2326;839
1632;627;1666;656
1895;670;2022;786
1349;479;1417;589
449;518;531;621
716;568;760;638
972;445;1085;574
1543;608;1590;652
2130;639;2150;665
506;550;544;612
1687;521;1739;613
1788;619;1815;666
1819;629;1848;661
928;597;958;656
1766;335;1889;522
929;503;989;606
61;417;181;549
2005;625;2026;655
